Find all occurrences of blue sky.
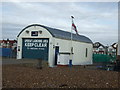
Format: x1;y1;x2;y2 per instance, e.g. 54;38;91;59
1;2;118;45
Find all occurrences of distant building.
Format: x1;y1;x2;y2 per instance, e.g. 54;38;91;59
93;42;107;54
110;42;118;56
93;42;117;56
0;39;17;49
0;39;17;57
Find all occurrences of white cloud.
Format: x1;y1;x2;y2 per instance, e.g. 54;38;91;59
2;2;118;45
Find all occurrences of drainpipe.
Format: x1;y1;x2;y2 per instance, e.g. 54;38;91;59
114;2;120;72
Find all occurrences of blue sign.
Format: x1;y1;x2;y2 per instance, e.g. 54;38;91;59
22;38;49;60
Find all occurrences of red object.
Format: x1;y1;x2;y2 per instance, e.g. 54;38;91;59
57;65;68;67
72;23;78;35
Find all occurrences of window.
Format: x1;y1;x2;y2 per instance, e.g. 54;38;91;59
85;48;88;57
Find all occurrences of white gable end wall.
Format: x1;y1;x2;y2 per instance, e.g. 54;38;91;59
17;26;54;67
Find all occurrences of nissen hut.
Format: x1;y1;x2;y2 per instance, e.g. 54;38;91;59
17;24;93;67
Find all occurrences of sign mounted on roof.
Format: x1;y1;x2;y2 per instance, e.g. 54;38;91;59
31;31;38;36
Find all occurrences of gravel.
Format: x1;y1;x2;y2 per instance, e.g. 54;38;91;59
2;64;120;88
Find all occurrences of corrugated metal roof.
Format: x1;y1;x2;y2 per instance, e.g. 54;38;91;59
17;24;92;44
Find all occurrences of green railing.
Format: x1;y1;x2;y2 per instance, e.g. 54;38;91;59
93;54;116;63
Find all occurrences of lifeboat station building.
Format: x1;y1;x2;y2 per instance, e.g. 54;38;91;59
17;24;93;67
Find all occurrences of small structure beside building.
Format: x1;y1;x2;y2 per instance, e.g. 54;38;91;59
17;24;93;67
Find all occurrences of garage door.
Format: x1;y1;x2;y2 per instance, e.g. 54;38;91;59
22;38;49;60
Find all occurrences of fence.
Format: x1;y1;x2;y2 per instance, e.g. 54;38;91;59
93;54;116;63
0;48;16;57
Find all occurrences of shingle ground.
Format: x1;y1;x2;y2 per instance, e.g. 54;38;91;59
2;64;119;88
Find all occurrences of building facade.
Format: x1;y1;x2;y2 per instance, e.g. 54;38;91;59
17;24;93;67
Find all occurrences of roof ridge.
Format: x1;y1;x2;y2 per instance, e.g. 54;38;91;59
17;24;92;44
